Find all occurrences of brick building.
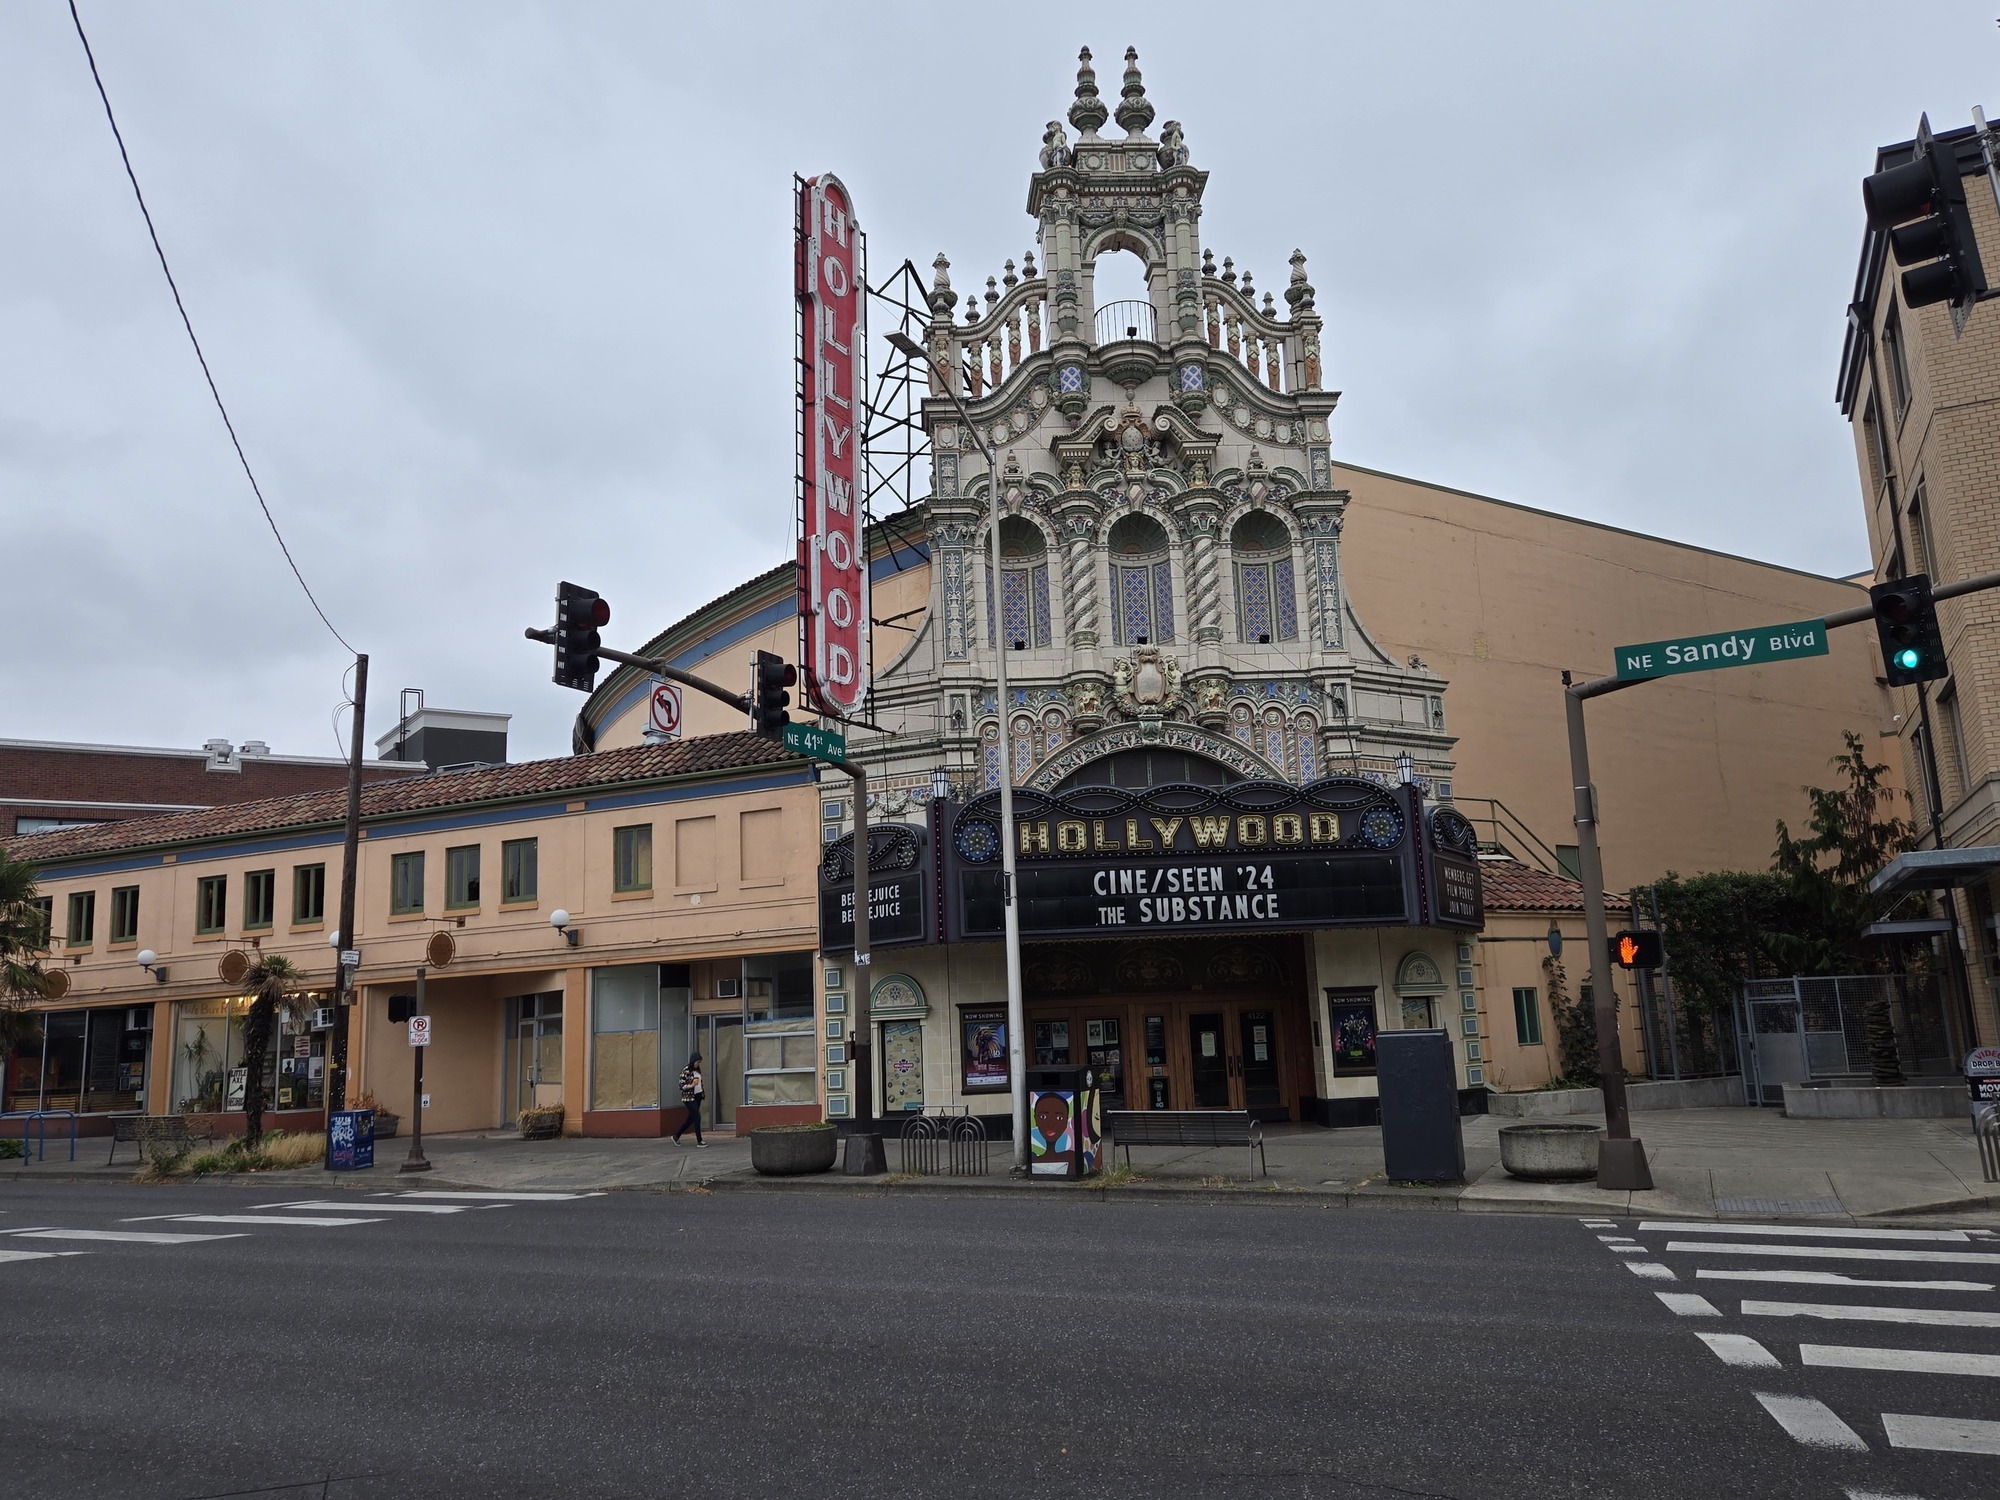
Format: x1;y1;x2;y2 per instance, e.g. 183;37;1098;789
1838;112;2000;1049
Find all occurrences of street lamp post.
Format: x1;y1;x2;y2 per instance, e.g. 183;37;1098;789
887;331;1029;1171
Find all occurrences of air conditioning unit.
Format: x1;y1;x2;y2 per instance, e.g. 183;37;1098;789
310;1007;335;1031
126;1008;152;1032
715;977;742;1000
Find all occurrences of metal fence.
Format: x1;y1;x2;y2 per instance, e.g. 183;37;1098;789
897;1114;990;1177
1633;967;1739;1081
1736;973;1958;1105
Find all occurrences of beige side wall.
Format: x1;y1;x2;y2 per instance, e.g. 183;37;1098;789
1473;915;1642;1093
1337;465;1893;888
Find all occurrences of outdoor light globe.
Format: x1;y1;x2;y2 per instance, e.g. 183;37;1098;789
549;909;570;930
327;930;342;947
135;949;157;968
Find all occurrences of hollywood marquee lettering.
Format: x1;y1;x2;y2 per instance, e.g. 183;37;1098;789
797;173;868;712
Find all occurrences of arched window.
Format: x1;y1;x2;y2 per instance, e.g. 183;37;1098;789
1231;511;1298;644
986;518;1052;650
1107;514;1175;646
979;707;1072;788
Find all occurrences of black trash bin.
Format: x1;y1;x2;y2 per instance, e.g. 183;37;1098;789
1027;1063;1101;1179
1377;1030;1465;1183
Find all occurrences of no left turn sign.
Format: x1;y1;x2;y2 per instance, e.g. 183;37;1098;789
648;680;683;739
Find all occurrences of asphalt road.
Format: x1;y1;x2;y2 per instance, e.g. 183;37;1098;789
2;1180;1992;1499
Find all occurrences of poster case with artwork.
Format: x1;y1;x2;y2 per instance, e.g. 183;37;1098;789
959;1006;1009;1092
1326;993;1378;1075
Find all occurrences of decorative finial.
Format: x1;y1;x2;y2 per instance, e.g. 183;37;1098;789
1221;257;1237;286
1202;248;1216;278
985;276;999;311
1286;249;1316;312
1263;292;1277;318
1069;47;1108;136
1022;247;1038;278
965;296;980;324
929;253;958;314
1003;259;1018;291
1115;46;1155;135
1240;268;1255;298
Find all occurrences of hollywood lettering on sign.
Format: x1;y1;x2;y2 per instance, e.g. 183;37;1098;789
796;173;869;714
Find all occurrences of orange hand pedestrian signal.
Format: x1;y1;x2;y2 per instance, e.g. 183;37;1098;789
1610;929;1663;970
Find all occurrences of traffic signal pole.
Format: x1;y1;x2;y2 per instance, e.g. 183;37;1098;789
1566;568;2000;1190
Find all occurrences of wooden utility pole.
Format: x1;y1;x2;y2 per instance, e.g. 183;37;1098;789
327;652;367;1129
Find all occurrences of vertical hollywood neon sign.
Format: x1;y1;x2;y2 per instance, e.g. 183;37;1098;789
797;174;867;714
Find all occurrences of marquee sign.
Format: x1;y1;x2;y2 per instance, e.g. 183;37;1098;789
818;823;933;953
796;173;868;713
942;778;1481;942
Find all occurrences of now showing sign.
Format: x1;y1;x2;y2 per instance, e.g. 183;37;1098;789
1615;618;1828;682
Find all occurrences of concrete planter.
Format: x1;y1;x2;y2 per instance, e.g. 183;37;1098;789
1488;1077;1745;1117
1781;1083;1963;1119
751;1124;838;1176
1498;1122;1603;1181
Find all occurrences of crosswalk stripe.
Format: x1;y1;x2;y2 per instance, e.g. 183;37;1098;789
1626;1261;1676;1280
1597;1235;1638;1243
1801;1344;2000;1377
1655;1292;1721;1317
1844;1490;1927;1500
1696;1332;1780;1367
1638;1221;1970;1243
1752;1392;1868;1451
1697;1269;1995;1293
0;1249;87;1263
1665;1241;2000;1266
260;1200;473;1215
1605;1245;1648;1255
1742;1299;2000;1329
8;1228;245;1245
161;1215;384;1228
387;1190;601;1201
1882;1412;2000;1456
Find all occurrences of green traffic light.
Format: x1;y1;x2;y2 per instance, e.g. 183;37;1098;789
1896;648;1921;670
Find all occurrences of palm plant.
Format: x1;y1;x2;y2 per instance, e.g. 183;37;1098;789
238;954;307;1146
0;847;53;1059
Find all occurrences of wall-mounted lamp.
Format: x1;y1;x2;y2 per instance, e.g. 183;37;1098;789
135;949;168;984
1396;750;1415;786
549;909;580;948
930;768;952;803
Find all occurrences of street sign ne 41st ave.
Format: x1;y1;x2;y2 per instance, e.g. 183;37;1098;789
1614;619;1828;681
782;722;846;764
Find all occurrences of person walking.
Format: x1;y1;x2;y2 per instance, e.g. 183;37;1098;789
673;1052;706;1146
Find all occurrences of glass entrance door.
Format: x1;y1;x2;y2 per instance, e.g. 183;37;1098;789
697;1015;742;1129
1187;1012;1231;1107
508;993;563;1122
1238;1008;1281;1111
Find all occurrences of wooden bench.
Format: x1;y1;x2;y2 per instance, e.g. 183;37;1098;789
1105;1109;1267;1181
130;1115;216;1166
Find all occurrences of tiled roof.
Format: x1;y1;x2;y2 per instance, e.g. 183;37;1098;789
1478;855;1632;914
3;733;803;865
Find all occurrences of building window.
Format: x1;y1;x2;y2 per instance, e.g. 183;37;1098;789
743;960;817;1105
979;708;1074;789
390;852;425;916
27;896;53;950
1941;687;1972;800
613;824;653;893
1907;480;1935;577
1555;845;1582;881
1512;987;1543;1046
1231;511;1299;643
986;517;1053;650
501;838;538;904
242;869;275;930
1107;513;1175;645
1883;303;1911;417
109;886;140;945
293;864;326;925
66;890;96;947
445;845;481;909
195;876;227;935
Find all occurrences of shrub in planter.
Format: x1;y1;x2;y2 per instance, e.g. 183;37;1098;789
519;1104;565;1140
750;1122;837;1176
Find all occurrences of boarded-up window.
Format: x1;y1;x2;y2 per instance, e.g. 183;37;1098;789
591;965;661;1111
739;808;784;885
675;816;716;890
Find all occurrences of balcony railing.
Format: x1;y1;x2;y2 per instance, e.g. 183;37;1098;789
1093;299;1157;347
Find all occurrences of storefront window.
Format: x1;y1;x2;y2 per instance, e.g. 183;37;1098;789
2;1006;154;1115
173;997;327;1114
742;953;815;1105
591;964;661;1111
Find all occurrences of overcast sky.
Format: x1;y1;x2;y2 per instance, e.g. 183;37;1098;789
3;2;1995;764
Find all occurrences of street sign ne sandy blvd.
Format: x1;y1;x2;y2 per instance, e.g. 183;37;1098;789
782;722;847;764
1614;618;1828;681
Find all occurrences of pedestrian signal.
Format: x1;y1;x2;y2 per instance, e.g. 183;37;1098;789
1611;930;1663;970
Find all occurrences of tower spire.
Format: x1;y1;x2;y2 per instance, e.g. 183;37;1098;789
1069;47;1108;137
1115;46;1155;136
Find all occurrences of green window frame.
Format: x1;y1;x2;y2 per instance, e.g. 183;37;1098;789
293;863;326;924
66;890;96;947
196;876;228;935
391;852;425;916
243;869;275;930
501;838;538;904
445;845;481;910
28;897;54;950
109;886;140;944
1512;987;1542;1047
612;824;653;893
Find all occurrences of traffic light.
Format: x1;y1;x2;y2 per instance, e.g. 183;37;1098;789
1861;115;1988;310
1871;573;1948;686
553;581;610;691
1610;930;1664;970
751;650;795;737
387;994;418;1023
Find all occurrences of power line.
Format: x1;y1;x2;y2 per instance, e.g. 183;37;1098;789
67;0;357;657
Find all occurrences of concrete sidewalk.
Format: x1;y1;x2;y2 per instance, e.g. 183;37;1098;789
7;1109;1995;1222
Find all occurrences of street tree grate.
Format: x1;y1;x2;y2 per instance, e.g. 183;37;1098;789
1715;1196;1846;1215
